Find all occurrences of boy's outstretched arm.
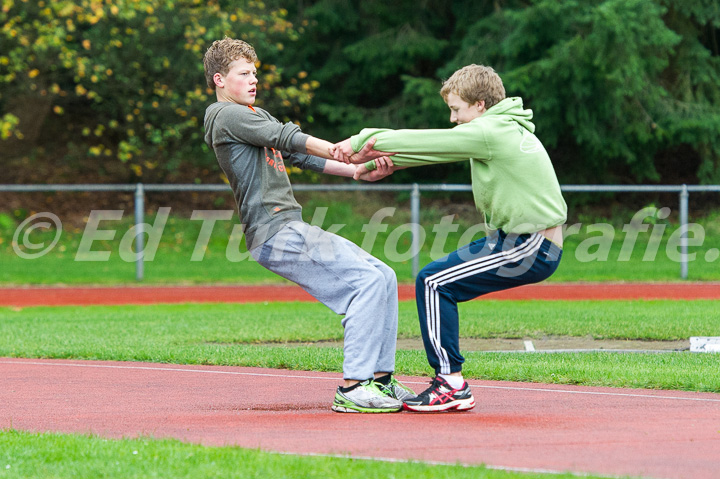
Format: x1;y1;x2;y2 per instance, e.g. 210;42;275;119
304;136;338;159
323;156;395;182
303;135;394;182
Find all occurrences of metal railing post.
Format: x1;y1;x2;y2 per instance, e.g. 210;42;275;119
679;184;689;280
134;183;145;281
411;183;421;279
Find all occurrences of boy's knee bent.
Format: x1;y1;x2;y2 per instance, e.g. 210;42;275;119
416;265;435;289
360;267;390;295
378;262;397;287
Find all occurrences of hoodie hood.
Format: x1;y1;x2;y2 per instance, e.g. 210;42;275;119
485;97;535;133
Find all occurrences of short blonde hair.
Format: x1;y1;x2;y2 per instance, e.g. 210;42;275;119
203;37;258;89
440;64;505;109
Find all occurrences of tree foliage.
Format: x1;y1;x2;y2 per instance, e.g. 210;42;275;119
0;0;314;180
1;0;719;185
453;0;720;183
284;0;720;184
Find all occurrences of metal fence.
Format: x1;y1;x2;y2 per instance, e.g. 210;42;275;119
3;183;720;280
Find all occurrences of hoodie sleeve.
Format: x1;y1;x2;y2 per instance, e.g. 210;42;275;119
283;152;327;173
351;121;491;170
214;104;310;154
351;122;498;169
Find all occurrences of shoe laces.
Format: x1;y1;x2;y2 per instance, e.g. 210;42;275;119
417;376;443;399
391;377;414;394
387;376;402;390
361;379;384;395
373;380;390;395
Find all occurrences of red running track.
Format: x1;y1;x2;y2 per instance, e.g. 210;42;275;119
2;358;719;479
2;282;720;306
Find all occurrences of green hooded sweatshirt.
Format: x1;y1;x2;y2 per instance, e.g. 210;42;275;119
352;97;567;234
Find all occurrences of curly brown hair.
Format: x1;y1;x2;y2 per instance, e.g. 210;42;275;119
203;37;258;89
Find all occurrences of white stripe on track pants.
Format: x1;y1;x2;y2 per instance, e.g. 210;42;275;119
415;230;562;375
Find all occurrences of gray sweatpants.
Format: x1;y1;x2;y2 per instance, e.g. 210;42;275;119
250;221;399;380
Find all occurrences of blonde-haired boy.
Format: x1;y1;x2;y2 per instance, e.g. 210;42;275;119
333;64;567;412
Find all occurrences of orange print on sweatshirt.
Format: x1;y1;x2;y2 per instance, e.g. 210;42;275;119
264;147;286;172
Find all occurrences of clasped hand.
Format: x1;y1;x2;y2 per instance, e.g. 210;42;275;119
329;137;395;164
328;136;396;181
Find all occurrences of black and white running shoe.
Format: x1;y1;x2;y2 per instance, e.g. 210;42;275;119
403;375;475;412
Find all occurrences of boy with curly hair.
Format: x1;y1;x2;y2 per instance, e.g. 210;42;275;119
203;37;413;413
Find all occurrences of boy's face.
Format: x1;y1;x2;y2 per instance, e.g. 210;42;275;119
446;92;485;125
214;58;258;105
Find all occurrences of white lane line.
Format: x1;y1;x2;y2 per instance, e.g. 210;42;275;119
3;359;720;403
470;383;720;402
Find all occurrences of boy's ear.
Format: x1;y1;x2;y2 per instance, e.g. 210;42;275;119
213;72;224;88
476;100;486;112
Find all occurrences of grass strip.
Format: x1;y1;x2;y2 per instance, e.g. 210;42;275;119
1;301;719;392
1;300;717;343
0;430;585;479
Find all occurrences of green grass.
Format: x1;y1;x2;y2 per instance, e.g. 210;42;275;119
2;300;719;392
2;198;720;284
0;430;588;479
553;231;720;281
